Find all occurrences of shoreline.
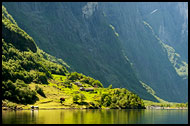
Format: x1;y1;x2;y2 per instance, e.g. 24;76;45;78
2;107;188;111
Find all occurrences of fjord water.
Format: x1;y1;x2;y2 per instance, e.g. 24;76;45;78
2;109;188;124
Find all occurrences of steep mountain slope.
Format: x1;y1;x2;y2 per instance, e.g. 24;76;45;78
3;2;157;102
137;2;188;80
2;5;147;109
137;2;188;62
101;2;187;102
3;2;187;103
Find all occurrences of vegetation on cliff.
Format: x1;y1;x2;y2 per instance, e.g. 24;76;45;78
2;5;145;109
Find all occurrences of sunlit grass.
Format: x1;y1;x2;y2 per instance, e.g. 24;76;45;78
23;74;100;109
5;74;187;109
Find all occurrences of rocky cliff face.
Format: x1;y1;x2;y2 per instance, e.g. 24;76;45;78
82;2;98;18
3;2;188;102
137;2;188;62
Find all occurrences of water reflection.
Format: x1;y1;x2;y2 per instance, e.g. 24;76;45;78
2;109;188;124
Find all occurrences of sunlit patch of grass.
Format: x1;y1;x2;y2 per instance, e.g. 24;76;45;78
52;74;67;82
143;99;179;107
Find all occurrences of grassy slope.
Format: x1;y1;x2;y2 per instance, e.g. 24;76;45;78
14;74;106;109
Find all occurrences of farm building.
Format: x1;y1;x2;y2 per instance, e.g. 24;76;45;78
79;87;94;91
74;82;82;87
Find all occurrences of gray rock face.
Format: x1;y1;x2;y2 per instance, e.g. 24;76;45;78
82;2;98;18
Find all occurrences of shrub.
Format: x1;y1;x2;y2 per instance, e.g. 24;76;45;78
110;103;119;109
102;95;111;107
35;85;46;98
108;84;112;89
80;93;86;103
64;79;72;88
73;94;80;103
68;72;80;81
2;80;38;104
88;102;101;109
111;95;118;103
92;80;103;88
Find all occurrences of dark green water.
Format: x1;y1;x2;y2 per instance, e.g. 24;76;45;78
2;109;188;124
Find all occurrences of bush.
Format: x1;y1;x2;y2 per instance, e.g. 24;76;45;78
35;85;46;98
80;77;91;84
110;103;119;109
88;102;101;109
121;88;127;94
101;94;111;107
80;93;86;103
64;79;72;88
73;94;80;103
68;72;80;81
111;95;118;103
119;98;128;109
2;79;38;104
92;80;103;88
108;84;112;89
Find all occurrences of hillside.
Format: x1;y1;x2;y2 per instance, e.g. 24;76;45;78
2;2;158;102
2;5;146;109
2;2;188;103
2;5;69;104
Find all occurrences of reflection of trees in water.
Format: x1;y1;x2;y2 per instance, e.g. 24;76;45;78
85;109;102;124
127;109;145;124
72;109;105;124
104;109;126;124
3;110;39;124
72;110;80;124
31;110;39;123
60;110;64;123
104;110;114;124
59;110;76;124
31;110;39;117
70;109;146;124
59;109;86;124
99;109;146;124
2;109;188;124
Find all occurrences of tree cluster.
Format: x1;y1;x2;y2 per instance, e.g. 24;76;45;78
100;88;145;109
2;79;38;104
67;72;103;88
